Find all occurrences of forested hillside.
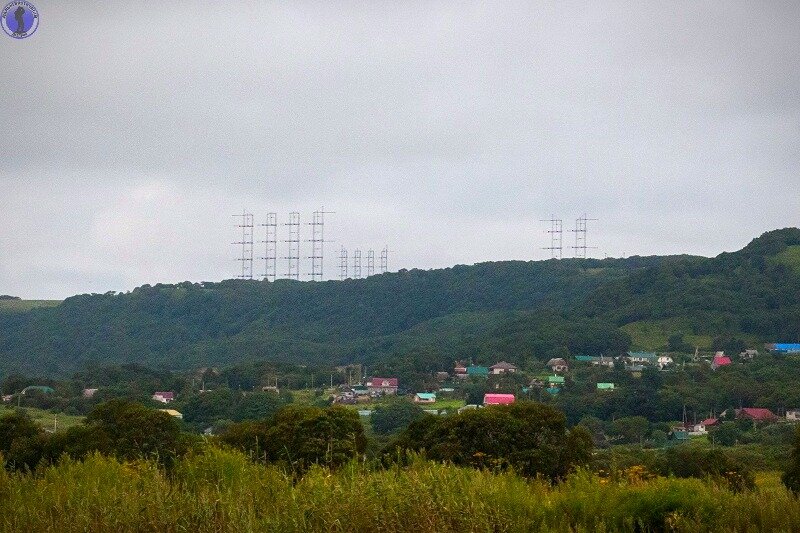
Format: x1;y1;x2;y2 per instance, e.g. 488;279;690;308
1;228;799;378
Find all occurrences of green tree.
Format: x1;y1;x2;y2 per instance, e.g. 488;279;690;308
782;425;800;494
371;401;427;435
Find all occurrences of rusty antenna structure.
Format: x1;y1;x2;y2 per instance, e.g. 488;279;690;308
540;215;563;259
339;246;348;280
366;250;375;277
307;207;335;282
232;210;254;279
380;246;389;274
570;214;598;258
260;212;277;281
353;249;362;279
284;212;300;280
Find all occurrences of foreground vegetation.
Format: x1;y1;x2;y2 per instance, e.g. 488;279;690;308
2;448;800;532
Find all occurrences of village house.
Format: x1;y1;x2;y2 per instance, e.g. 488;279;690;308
82;388;98;399
626;352;658;365
736;407;778;422
692;418;719;434
367;377;398;395
656;355;674;369
158;409;183;419
711;353;732;370
546;358;569;373
435;371;450;382
787;410;800;421
766;343;800;354
22;385;55;395
739;349;759;360
152;391;175;404
414;392;436;404
484;393;515;405
489;361;518;375
596;382;615;391
574;355;615;368
466;365;489;378
453;361;468;378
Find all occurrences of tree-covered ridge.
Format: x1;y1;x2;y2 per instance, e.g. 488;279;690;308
0;228;798;377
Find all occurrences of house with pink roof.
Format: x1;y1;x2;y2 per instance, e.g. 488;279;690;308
483;393;515;405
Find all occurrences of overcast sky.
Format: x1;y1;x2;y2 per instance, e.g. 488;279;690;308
2;1;799;299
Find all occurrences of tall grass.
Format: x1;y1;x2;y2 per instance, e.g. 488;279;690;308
1;447;800;532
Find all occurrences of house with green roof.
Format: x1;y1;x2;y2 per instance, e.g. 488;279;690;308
466;365;489;378
547;375;565;385
414;392;437;404
21;385;54;395
596;383;615;391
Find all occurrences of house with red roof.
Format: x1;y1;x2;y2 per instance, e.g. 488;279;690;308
483;393;515;405
152;391;175;404
711;353;732;370
692;418;719;434
736;408;778;422
367;377;398;395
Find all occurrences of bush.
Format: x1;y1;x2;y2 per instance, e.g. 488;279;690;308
371;401;426;435
385;401;592;480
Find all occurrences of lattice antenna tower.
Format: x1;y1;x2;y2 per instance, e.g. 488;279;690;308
307;207;335;282
540;215;563;259
366;250;375;277
353;249;362;279
232;210;254;279
570;214;598;258
284;212;300;280
339;247;348;280
379;246;389;274
260;212;277;281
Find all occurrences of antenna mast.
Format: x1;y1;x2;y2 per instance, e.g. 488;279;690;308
380;246;388;274
339;247;348;280
284;212;300;280
260;212;277;281
353;249;362;279
570;214;598;258
540;215;563;259
307;207;334;282
366;250;375;278
232;210;254;279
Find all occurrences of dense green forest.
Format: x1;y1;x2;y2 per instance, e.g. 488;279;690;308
1;228;798;378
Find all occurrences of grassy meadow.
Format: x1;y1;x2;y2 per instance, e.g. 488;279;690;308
1;446;800;532
0;406;85;431
0;299;61;314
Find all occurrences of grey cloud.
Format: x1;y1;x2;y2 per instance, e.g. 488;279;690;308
1;1;799;298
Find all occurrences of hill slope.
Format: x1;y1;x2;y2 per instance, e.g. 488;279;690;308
1;229;799;377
